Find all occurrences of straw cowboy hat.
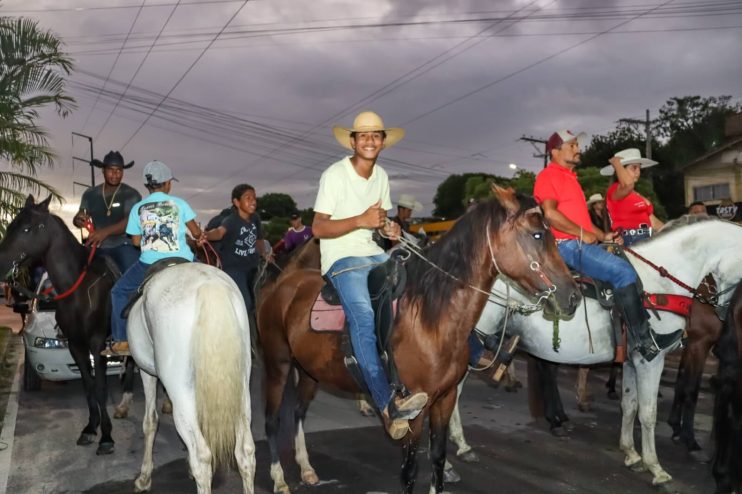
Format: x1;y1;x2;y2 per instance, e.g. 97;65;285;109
600;148;658;176
587;193;604;205
91;150;134;169
332;111;405;150
397;193;423;212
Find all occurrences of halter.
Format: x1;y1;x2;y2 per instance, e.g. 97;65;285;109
7;217;97;303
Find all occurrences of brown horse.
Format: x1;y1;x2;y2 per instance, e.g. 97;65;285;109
667;275;723;457
712;281;742;493
257;187;580;493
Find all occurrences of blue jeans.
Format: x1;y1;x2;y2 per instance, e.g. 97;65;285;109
224;267;256;312
468;333;484;366
328;254;390;411
98;244;140;275
621;232;650;247
557;240;636;289
110;261;148;342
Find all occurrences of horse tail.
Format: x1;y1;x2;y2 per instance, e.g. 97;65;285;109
527;355;545;418
192;281;247;467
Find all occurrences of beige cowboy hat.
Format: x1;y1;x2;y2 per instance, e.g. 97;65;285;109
332;111;405;150
600;148;658;176
587;193;604;205
397;193;423;212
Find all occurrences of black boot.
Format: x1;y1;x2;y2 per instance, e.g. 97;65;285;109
613;283;684;362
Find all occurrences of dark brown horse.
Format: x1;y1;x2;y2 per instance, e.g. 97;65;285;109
257;187;580;493
712;281;742;493
668;275;723;457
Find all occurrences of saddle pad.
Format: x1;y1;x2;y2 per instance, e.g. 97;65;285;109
644;293;693;318
310;292;346;332
310;293;399;332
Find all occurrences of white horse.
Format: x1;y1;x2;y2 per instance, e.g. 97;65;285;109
449;218;742;486
127;263;256;494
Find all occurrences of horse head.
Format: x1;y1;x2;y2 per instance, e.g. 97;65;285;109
0;195;56;277
489;185;580;318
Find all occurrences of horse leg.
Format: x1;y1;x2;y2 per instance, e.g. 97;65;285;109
93;350;115;454
264;357;292;494
606;363;620;400
235;371;256;494
636;357;673;485
619;361;643;470
576;366;591;412
114;357;136;419
67;344;100;447
429;391;457;494
448;377;478;464
400;412;424;494
538;360;570;435
170;391;214;494
678;343;711;455
668;348;689;441
294;369;319;486
162;386;173;415
134;372;159;493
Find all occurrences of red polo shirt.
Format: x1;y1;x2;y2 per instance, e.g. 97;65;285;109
605;182;653;230
533;162;594;240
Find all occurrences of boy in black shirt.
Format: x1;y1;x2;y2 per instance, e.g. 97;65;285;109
205;184;268;312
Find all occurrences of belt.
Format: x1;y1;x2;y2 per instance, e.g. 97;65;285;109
621;227;651;236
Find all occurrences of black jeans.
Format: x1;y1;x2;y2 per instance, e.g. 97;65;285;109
224;267;257;312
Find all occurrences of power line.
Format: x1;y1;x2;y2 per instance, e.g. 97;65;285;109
401;0;679;127
94;0;184;141
119;0;251;150
1;0;242;14
80;0;146;133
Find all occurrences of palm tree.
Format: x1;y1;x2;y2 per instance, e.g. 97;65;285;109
0;15;76;235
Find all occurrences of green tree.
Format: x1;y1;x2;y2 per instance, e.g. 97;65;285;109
0;16;75;234
432;172;495;218
581;125;645;170
257;192;297;220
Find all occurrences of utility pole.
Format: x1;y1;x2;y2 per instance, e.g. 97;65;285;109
519;135;548;168
618;109;653;159
71;132;95;188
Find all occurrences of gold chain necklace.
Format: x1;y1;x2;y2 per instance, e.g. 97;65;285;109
102;183;122;216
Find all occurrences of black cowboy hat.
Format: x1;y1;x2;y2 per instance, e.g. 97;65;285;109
91;151;134;169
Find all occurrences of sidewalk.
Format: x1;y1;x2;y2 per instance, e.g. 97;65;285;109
0;304;24;494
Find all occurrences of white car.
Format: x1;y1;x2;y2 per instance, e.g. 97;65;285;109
20;274;124;391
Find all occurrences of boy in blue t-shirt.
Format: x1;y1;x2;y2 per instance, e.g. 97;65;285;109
103;160;205;356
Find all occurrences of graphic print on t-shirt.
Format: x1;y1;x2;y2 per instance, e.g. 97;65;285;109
233;223;258;257
138;201;180;253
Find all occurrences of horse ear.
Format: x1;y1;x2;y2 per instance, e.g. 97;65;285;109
24;195;35;209
490;184;519;214
38;196;52;212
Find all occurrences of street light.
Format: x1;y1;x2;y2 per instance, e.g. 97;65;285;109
508;163;517;170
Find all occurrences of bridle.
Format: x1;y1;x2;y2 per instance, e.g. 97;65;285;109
6;217;97;303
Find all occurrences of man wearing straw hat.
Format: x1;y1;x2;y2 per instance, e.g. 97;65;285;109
533;130;683;362
313;111;428;439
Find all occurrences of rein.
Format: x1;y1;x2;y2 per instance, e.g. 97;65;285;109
9;218;97;303
622;245;720;306
199;240;222;269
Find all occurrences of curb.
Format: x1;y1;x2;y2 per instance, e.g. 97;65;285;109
0;348;22;494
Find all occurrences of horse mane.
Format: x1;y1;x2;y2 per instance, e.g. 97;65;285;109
404;193;537;329
653;214;719;238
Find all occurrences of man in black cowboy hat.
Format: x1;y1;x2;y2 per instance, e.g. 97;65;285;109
73;151;142;274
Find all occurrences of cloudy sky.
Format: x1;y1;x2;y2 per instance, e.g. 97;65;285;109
5;0;742;223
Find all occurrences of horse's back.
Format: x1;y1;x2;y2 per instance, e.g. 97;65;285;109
129;262;249;376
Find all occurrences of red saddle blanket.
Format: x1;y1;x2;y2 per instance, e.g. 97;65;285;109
643;293;693;318
310;292;398;332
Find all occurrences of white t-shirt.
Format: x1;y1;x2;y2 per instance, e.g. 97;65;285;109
314;156;392;274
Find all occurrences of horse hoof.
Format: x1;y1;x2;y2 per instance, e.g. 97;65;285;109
504;384;517;393
301;470;320;485
76;433;96;446
607;390;619;400
550;426;569;438
577;403;591;413
359;408;375;417
458;450;480;463
161;400;173;415
113;407;128;419
689;449;710;464
274;486;291;494
627;460;646;473
444;466;461;483
96;442;115;455
134;477;151;493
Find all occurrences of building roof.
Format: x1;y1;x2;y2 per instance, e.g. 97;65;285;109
681;135;742;170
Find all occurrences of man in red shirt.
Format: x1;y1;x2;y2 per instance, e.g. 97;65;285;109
534;130;682;362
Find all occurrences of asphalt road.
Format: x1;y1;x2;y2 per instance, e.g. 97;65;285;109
0;348;718;494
